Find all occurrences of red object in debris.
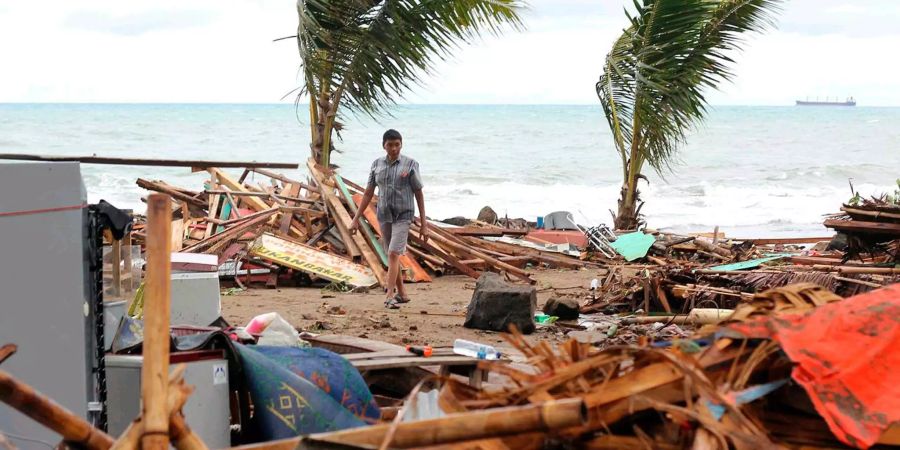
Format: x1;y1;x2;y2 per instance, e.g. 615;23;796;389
726;283;900;448
524;230;587;249
406;345;433;357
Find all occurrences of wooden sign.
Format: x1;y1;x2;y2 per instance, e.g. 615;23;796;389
250;233;377;288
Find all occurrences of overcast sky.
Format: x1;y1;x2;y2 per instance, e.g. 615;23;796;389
1;0;898;105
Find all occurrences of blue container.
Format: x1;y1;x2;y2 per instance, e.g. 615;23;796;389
536;216;544;229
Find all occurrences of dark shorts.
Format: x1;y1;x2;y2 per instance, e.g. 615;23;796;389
380;220;410;255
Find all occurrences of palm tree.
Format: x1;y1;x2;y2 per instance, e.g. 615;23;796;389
296;0;525;167
597;0;782;230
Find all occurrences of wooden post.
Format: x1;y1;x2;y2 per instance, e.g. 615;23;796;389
142;194;172;450
122;233;134;296
111;238;122;298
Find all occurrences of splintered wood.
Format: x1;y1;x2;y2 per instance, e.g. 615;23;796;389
132;160;587;289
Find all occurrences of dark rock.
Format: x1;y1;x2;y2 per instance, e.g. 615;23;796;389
543;297;580;320
464;272;537;334
827;232;849;252
477;206;498;225
442;216;472;227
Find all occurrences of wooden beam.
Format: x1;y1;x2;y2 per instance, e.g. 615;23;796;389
447;227;528;237
247;168;313;191
208;169;272;212
824;219;900;235
0;153;298;169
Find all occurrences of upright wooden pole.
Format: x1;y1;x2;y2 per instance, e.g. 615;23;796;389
142;194;172;450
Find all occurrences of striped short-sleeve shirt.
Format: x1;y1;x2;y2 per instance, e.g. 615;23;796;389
366;154;423;224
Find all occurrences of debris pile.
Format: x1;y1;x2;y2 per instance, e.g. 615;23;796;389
130;160;592;290
825;193;900;263
437;283;900;449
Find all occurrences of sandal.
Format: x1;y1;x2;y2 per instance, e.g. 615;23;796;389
394;294;411;304
384;298;400;309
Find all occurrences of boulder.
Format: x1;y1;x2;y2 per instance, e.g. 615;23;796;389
476;206;498;225
464;272;536;334
542;297;580;320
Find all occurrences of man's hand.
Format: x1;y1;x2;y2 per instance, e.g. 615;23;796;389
349;216;360;235
420;223;429;244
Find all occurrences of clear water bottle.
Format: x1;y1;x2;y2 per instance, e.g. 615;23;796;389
453;339;501;360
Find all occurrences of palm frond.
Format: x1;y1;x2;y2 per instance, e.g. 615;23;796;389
598;0;782;175
297;0;525;119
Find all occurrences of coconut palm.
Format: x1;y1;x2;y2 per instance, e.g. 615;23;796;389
296;0;525;167
597;0;782;230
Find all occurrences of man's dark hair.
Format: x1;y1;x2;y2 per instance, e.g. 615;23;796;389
382;129;402;145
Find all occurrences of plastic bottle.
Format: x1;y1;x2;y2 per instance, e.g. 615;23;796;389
453;339;501;360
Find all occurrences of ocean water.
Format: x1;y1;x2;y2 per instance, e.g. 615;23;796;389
1;103;897;237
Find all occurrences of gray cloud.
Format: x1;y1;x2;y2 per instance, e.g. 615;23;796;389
64;8;217;36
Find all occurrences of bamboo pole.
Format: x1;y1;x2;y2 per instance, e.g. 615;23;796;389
142;194;172;450
0;369;114;449
306;399;586;449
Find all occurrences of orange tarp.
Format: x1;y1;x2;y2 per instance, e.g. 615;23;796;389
727;283;900;448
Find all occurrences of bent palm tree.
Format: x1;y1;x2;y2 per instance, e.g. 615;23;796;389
597;0;782;230
296;0;524;167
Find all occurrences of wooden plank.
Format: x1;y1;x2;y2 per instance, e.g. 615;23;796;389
351;355;478;371
308;159;386;285
824;219;900;235
205;190;317;205
137;179;206;208
171;219;185;251
408;232;480;279
204;172;222;239
335;176;387;267
209;168;272;212
250;232;378;288
447;227;528;237
248;168;314;191
421;221;534;284
0;153;298;168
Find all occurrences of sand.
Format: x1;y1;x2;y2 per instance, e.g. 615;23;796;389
220;268;604;351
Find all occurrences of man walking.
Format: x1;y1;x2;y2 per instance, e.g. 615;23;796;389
350;129;428;308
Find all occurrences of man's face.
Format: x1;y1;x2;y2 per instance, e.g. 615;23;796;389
383;138;402;160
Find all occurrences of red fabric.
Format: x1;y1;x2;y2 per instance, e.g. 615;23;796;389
726;283;900;448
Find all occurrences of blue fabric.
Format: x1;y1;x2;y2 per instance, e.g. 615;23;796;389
234;344;371;440
252;346;381;422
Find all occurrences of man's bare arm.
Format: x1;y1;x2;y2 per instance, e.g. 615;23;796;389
415;189;428;243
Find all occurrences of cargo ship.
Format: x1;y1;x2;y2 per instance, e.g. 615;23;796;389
796;96;856;106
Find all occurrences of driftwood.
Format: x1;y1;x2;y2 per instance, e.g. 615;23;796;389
692;237;732;258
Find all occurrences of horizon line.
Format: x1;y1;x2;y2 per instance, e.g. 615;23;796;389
1;101;895;107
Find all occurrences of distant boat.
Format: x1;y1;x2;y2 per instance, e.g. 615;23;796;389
796;96;856;106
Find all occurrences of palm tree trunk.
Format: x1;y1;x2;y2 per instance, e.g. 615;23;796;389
614;119;643;230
